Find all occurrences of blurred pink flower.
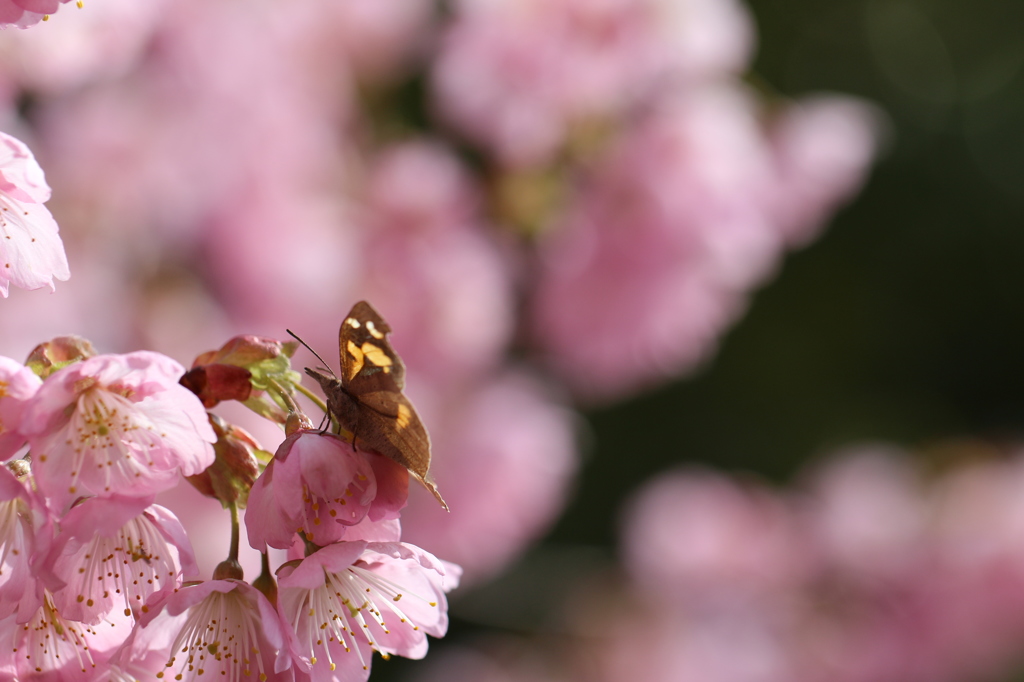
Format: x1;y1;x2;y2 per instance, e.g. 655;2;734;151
21;351;215;507
0;0;71;29
203;181;357;347
583;607;797;682
799;446;929;578
531;87;777;400
37;0;348;249
0;131;68;296
622;470;809;604
433;0;754;166
532;87;877;401
768;97;884;245
399;372;576;583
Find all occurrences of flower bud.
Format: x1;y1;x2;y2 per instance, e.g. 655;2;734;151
179;363;253;408
24;335;96;378
186;413;264;509
183;335;302;422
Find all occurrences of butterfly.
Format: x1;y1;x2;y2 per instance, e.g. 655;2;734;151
302;301;448;511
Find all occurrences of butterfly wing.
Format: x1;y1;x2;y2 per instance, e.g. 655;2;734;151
338;300;407;393
354;390;447;510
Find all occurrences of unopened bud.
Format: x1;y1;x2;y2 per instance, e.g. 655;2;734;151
25;335;97;378
180;364;253;408
186;414;264;508
186;335;302;421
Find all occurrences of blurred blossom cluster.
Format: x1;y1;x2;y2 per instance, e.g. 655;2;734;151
421;445;1024;682
0;0;878;595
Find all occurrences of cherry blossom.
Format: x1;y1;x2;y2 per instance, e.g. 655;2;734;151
0;354;41;459
278;541;459;681
138;579;295;682
42;495;197;624
0;465;49;619
20;351;216;506
0;593;134;682
0;131;69;296
433;0;754;166
246;430;409;551
531;87;877;401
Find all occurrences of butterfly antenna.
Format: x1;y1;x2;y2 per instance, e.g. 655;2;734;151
286;329;336;375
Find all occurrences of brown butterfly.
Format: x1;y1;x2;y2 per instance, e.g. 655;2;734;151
302;301;448;511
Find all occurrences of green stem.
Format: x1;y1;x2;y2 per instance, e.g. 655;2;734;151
268;378;301;413
228;501;240;564
293;381;328;414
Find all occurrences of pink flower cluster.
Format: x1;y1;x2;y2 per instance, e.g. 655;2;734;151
422;446;1024;682
0;338;459;681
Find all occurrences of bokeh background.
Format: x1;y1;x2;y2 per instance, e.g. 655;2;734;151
5;0;1024;680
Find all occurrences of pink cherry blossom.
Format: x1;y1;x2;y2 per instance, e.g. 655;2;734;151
139;579;294;682
767;96;883;246
42;495;197;624
278;541;459;680
246;430;409;551
799;447;929;578
0;0;72;29
20;351;216;507
531;86;877;401
0;131;68;296
433;0;754;166
101;609;190;682
0;464;49;618
0;354;40;459
621;469;809;604
1;593;134;681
